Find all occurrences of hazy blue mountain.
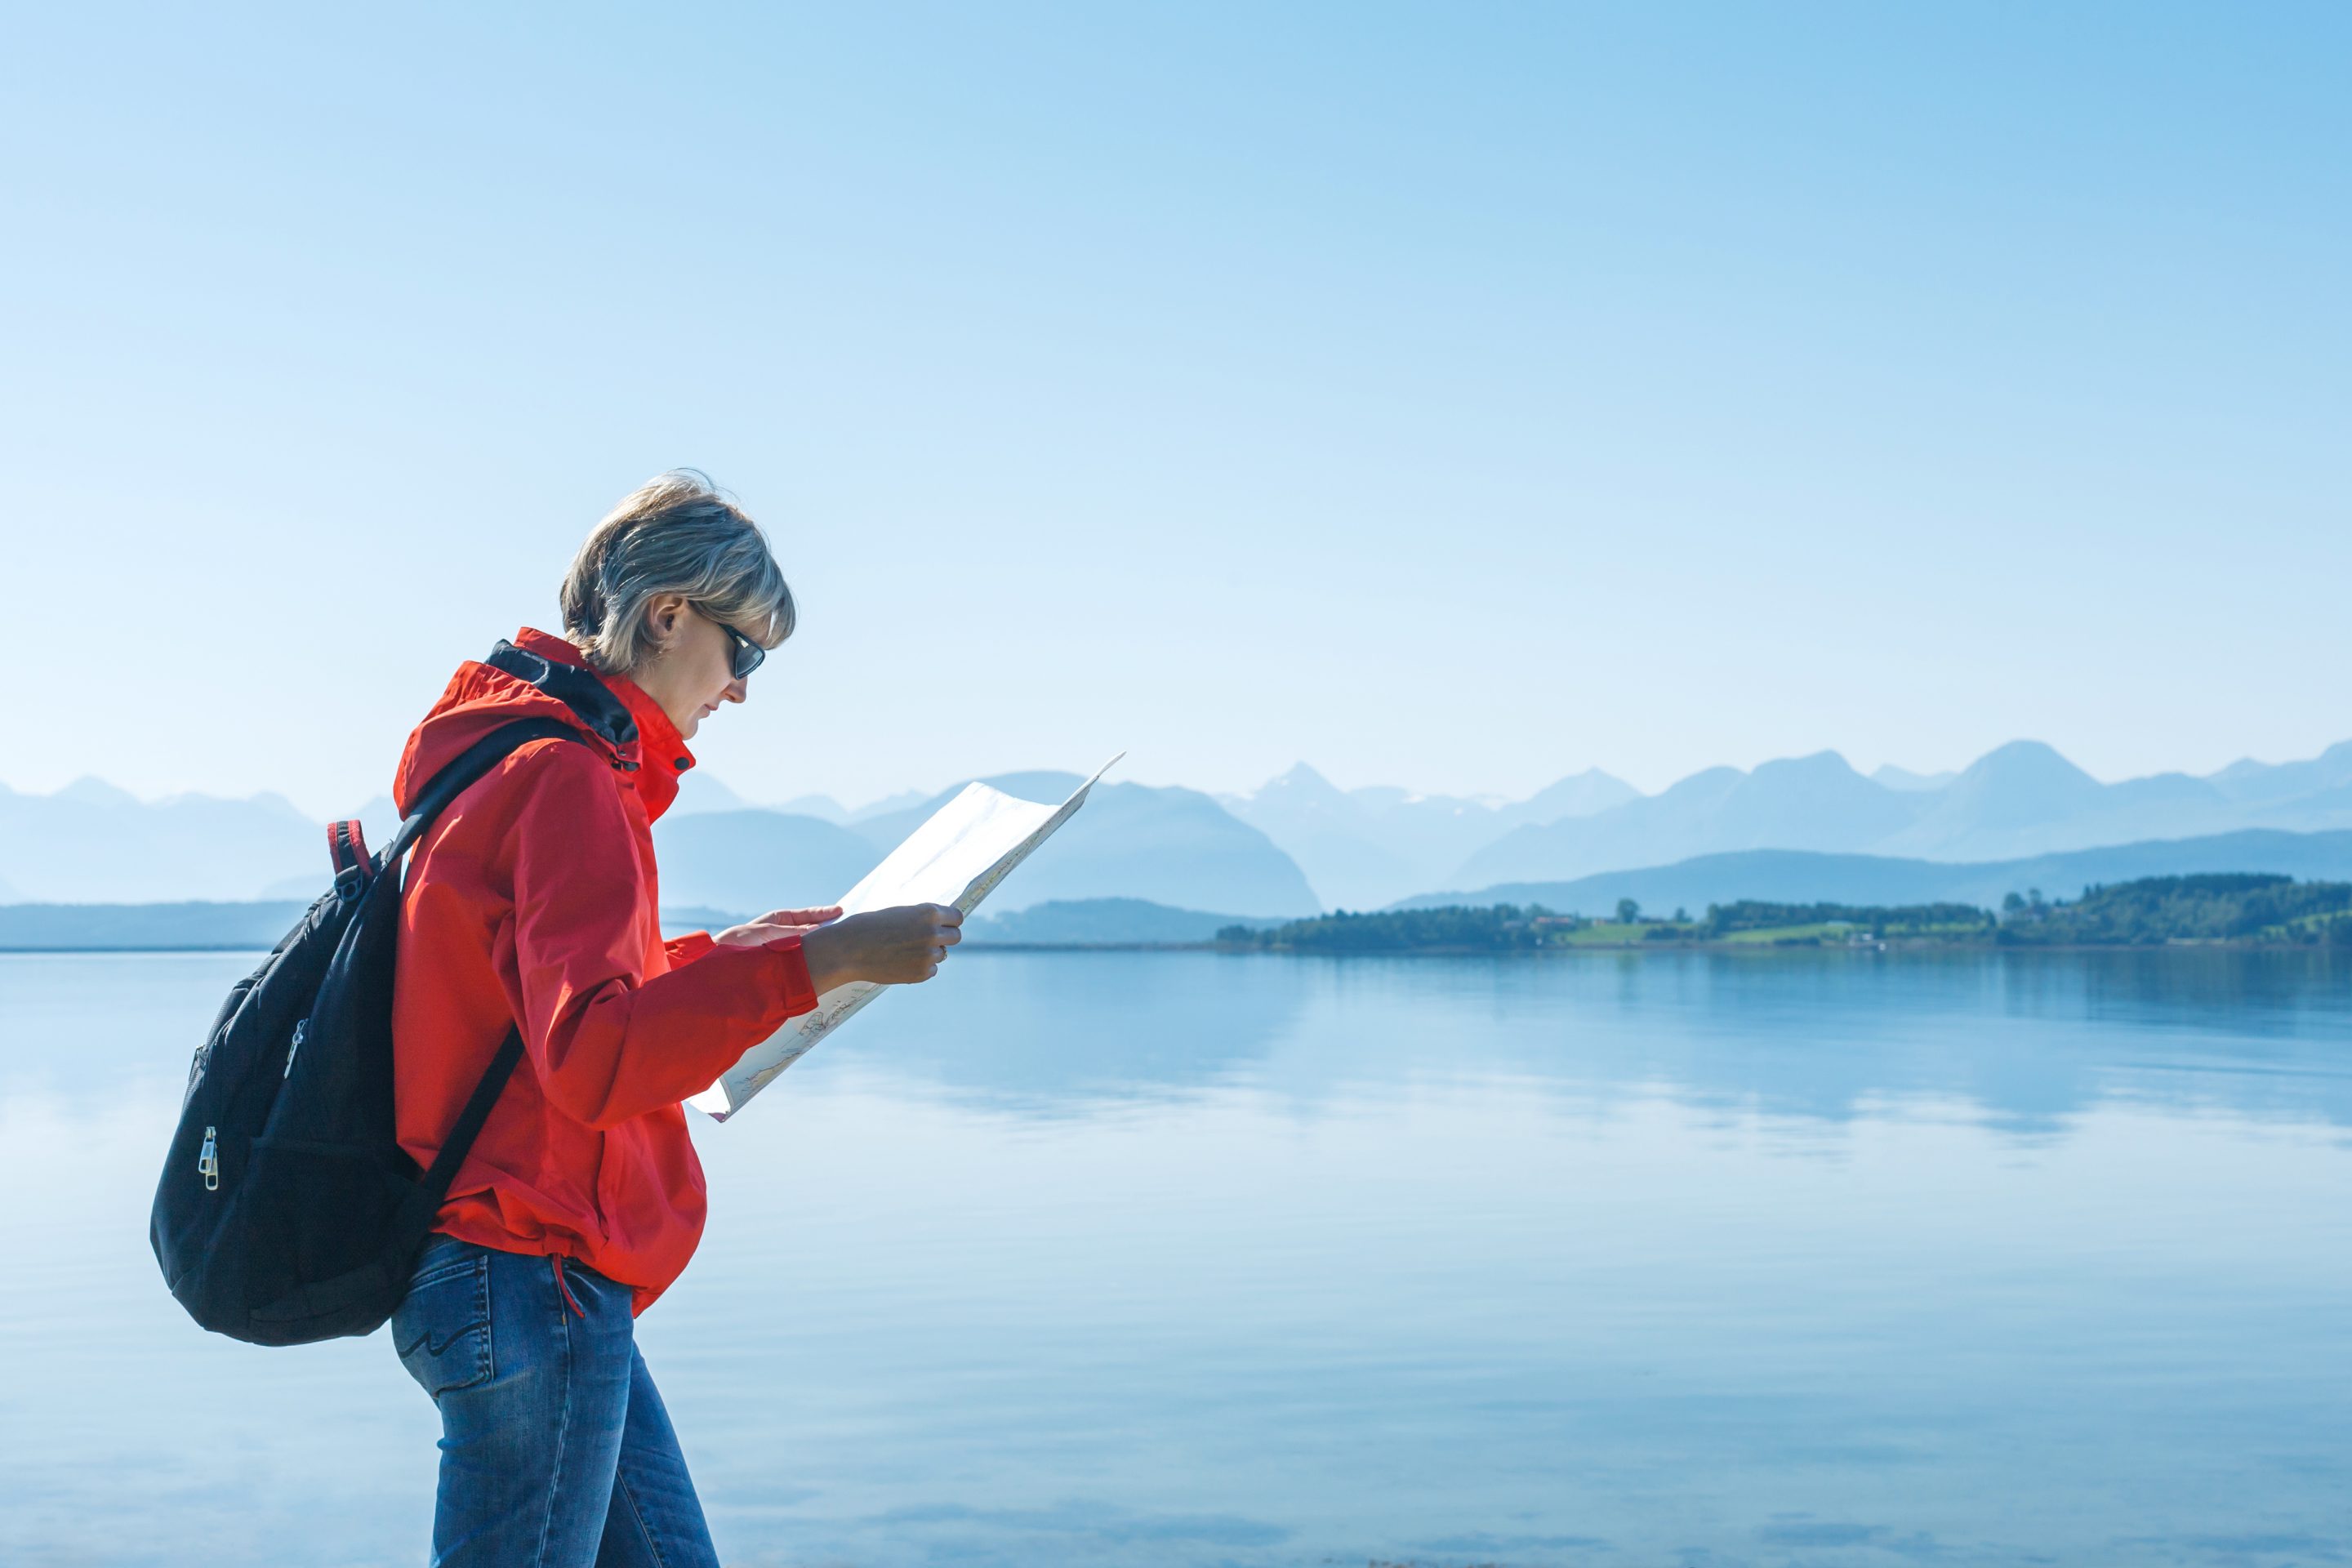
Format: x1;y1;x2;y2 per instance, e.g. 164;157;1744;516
2005;743;2352;844
1396;829;2352;916
2109;772;2229;808
853;773;1321;918
1891;742;2082;836
847;788;933;822
1873;764;1957;792
678;778;861;822
1441;738;2352;889
1224;761;1637;911
5;764;1314;916
0;777;323;902
2210;742;2352;804
846;772;1090;851
670;771;755;816
1501;768;1642;824
652;810;884;912
1878;742;2169;858
1218;764;1428;911
28;736;2352;912
1877;743;2258;860
775;792;850;823
2248;780;2352;832
1450;753;1917;889
1705;751;1925;845
1019;779;1317;917
964;898;1273;945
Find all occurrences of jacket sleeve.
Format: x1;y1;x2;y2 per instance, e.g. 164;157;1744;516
505;745;819;1129
663;931;718;967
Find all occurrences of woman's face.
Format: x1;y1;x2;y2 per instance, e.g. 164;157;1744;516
630;593;751;741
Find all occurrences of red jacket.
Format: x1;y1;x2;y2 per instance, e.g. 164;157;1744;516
390;626;819;1312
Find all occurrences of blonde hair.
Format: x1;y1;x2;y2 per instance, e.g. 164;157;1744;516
559;470;795;675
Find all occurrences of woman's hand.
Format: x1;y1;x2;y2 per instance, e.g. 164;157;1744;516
714;906;844;947
800;903;964;991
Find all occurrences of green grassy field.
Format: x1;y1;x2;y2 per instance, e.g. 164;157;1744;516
1545;919;1989;947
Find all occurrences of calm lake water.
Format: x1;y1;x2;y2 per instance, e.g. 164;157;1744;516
2;947;2347;1567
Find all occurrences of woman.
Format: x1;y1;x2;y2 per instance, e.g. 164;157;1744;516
385;470;959;1566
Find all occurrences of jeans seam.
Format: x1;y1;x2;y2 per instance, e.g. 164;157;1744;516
395;1251;495;1395
533;1262;576;1568
614;1466;670;1568
409;1258;476;1291
473;1253;494;1386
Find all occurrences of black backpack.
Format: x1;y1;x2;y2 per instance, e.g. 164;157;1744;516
149;696;596;1345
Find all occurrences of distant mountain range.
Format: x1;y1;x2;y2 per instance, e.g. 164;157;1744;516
1446;742;2352;893
653;809;885;912
655;772;1321;919
0;777;323;903
1223;742;2352;911
29;822;2352;951
1216;763;1637;912
7;739;2352;924
1394;829;2352;917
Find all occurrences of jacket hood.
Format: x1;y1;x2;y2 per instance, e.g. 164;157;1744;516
394;626;697;822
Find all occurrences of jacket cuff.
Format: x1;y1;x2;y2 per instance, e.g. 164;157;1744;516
759;932;822;1011
664;930;718;968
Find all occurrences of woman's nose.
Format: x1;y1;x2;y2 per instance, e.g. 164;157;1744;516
723;677;749;704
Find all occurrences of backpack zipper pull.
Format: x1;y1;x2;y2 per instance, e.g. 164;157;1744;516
285;1018;306;1079
198;1126;219;1192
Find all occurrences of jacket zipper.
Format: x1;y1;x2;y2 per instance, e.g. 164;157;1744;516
198;1126;219;1192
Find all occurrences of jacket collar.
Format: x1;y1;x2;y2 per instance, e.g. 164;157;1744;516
497;628;697;820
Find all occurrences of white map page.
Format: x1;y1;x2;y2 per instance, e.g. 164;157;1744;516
687;754;1122;1120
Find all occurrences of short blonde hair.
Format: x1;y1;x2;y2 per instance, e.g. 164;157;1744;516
559;470;795;675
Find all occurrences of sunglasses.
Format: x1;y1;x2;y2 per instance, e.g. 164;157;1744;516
715;619;766;681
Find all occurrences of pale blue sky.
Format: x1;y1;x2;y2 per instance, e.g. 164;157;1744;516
4;3;2345;817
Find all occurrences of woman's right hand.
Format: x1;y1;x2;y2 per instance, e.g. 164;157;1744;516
798;903;964;992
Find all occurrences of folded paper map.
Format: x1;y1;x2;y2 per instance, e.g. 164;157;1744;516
687;755;1124;1120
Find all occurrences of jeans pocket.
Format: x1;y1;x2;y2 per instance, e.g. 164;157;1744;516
393;1241;494;1398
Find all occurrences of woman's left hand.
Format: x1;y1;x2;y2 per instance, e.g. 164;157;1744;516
714;906;844;947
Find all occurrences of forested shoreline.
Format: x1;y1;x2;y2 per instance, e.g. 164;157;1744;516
1218;875;2352;953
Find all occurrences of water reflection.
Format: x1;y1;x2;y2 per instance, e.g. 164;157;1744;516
1;950;2348;1566
16;949;2348;1134
831;949;1306;1111
831;949;2352;1133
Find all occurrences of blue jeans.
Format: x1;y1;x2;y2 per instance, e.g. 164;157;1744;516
392;1233;722;1568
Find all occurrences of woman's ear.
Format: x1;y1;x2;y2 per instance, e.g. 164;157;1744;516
641;593;688;655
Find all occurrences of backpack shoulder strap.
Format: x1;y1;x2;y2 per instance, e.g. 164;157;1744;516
376;716;584;871
418;1025;528;1199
